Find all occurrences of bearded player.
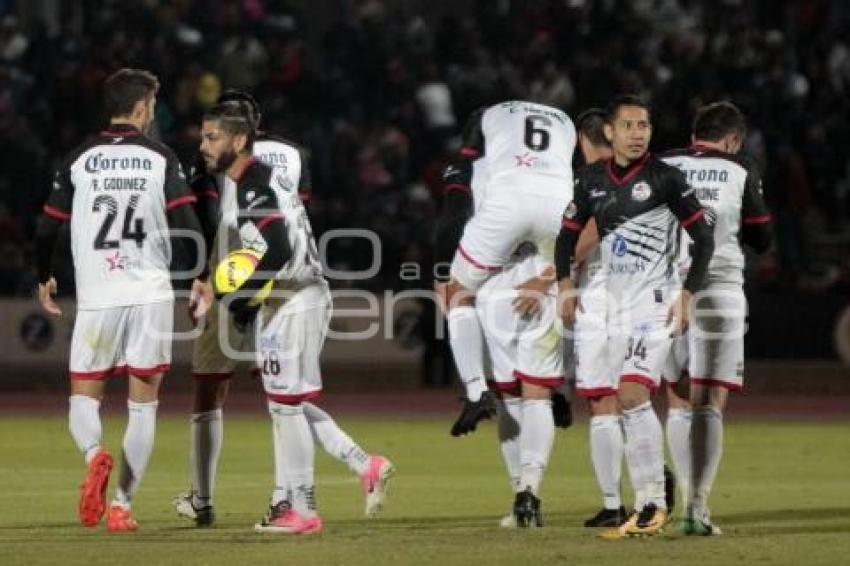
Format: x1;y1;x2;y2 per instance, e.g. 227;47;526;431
174;91;393;527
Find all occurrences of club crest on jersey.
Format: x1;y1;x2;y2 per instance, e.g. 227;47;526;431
631;181;652;202
612;234;628;257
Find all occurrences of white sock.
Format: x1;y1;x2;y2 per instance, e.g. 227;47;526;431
689;406;723;518
666;407;692;507
447;306;487;401
269;402;316;517
518;399;555;496
589;415;624;510
303;402;370;476
497;396;522;493
270;408;289;506
190;409;223;508
114;400;158;507
622;401;666;510
69;394;102;464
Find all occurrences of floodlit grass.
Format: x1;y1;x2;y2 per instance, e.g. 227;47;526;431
0;415;848;565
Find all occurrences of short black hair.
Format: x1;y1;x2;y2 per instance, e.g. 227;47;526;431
575;108;609;147
217;89;261;128
103;68;159;118
203;101;256;150
692;101;746;142
605;94;651;123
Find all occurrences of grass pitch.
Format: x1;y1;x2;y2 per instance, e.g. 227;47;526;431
0;414;848;565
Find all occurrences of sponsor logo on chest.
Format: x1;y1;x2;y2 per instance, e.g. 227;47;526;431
85;153;153;173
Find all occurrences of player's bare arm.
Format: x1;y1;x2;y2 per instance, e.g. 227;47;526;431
554;171;591;325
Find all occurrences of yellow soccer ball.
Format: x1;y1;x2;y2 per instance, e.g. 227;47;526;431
213;249;273;306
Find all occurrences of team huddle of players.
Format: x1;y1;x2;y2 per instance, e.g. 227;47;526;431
34;67;771;538
435;95;771;537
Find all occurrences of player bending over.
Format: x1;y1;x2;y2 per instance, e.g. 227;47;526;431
435;149;573;527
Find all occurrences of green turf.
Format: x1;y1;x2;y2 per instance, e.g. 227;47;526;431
0;415;848;565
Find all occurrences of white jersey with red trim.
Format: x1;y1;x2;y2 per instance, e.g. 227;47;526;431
661;146;771;285
213;134;311;264
232;159;323;288
44;126;194;309
468;101;576;189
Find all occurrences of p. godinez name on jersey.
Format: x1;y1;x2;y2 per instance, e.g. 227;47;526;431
43;125;195;309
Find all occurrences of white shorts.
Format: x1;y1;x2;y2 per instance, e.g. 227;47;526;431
573;275;620;397
687;285;747;391
607;289;676;392
259;284;331;404
451;183;570;290
192;298;258;380
476;255;564;393
69;301;173;380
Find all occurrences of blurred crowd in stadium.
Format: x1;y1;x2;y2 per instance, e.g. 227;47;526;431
1;0;849;298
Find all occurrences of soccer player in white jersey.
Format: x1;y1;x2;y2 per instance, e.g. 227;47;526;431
660;102;772;535
435;149;574;527
570;111;678;527
193;101;332;534
36;68;205;531
174;91;393;527
555;95;715;538
439;101;576;436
